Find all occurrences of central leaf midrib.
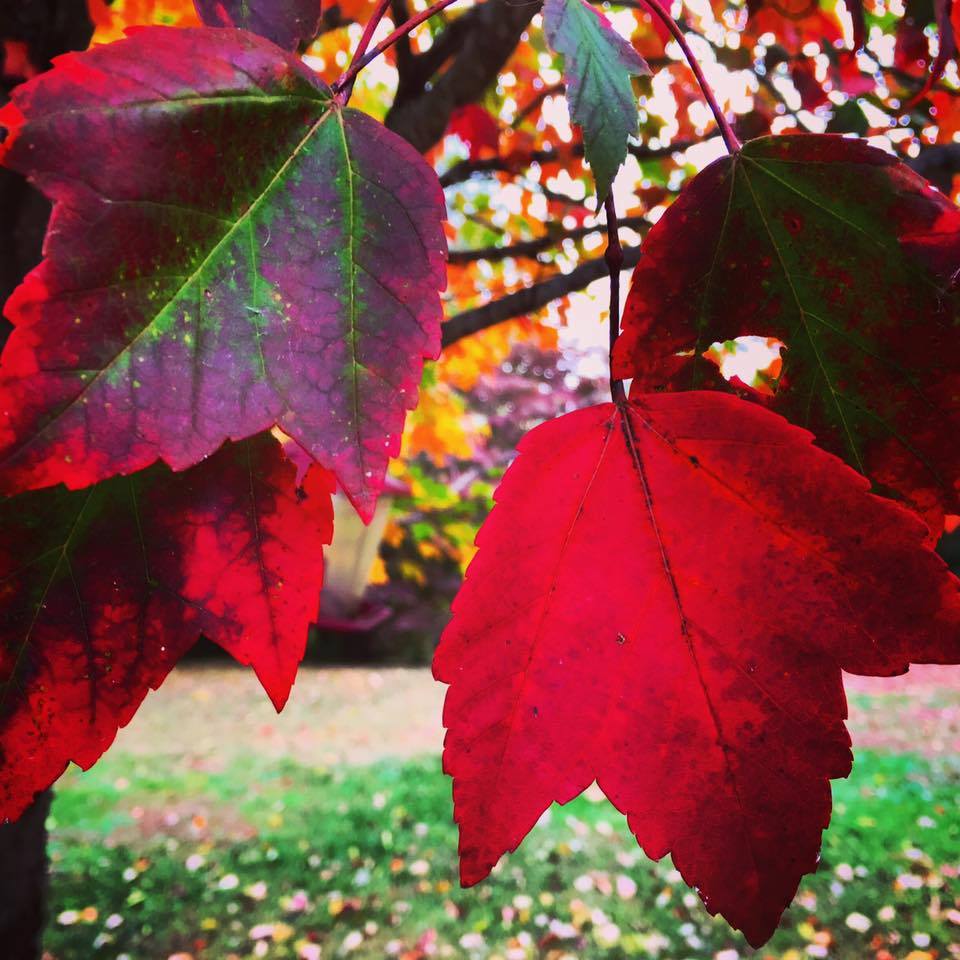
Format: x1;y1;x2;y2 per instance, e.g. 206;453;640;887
31;93;323;124
335;111;366;485
691;160;738;387
243;444;281;653
735;158;865;473
3;96;337;465
619;403;765;886
0;486;98;713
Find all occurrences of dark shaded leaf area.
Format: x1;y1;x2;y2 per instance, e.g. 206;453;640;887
612;135;960;533
0;433;333;822
435;393;960;946
193;0;322;50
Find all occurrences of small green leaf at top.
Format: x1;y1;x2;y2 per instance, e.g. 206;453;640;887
543;0;650;200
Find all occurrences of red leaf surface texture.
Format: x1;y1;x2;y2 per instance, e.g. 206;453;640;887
434;394;960;946
0;434;333;821
193;0;322;49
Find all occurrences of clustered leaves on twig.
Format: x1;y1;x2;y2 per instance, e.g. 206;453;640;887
0;0;957;947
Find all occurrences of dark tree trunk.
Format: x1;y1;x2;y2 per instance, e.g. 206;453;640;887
0;792;53;960
0;4;92;958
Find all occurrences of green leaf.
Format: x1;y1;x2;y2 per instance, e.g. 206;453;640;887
543;0;649;200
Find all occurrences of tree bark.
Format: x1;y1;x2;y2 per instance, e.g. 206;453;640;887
0;792;53;960
385;0;541;152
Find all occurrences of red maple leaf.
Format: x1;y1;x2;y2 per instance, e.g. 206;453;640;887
790;59;828;111
434;393;960;946
0;27;446;520
612;134;960;532
0;432;332;821
745;0;843;49
447;104;500;161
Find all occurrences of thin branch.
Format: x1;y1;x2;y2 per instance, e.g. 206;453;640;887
511;59;666;130
332;0;462;96
405;5;476;78
538;181;592;207
386;0;541;151
336;0;392;103
511;81;565;128
630;0;741;153
756;71;814;131
448;215;648;264
440;138;697;187
389;0;418;98
461;210;509;237
442;246;642;348
884;65;960;97
603;195;626;403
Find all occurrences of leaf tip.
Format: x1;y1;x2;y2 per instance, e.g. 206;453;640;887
252;659;297;714
458;856;492;889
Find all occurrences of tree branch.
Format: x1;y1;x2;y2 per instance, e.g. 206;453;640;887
442;245;642;348
439;138;698;187
388;0;419;103
907;142;960;194
386;0;542;152
511;81;565;128
406;3;477;79
448;216;648;263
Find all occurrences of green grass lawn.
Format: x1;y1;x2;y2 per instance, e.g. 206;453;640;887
45;748;960;960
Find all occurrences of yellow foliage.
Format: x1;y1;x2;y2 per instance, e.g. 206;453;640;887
417;541;441;560
398;560;426;586
402;380;488;466
368;555;388;585
381;518;405;548
87;0;200;45
440;318;558;391
302;28;356;86
454;540;477;572
445;260;515;311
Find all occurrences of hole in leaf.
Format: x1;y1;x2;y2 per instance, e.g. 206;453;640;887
937;515;960;574
704;335;785;397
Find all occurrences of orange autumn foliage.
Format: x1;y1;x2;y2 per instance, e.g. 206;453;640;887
87;0;200;44
441;319;559;391
402;380;488;466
